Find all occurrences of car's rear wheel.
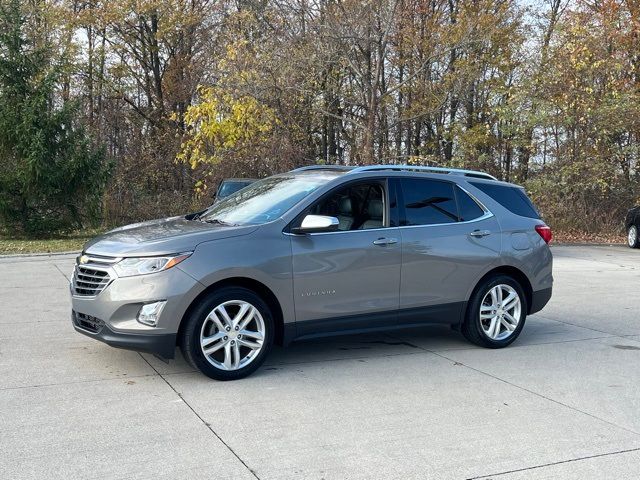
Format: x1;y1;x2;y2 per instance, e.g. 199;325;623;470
462;275;527;348
180;287;274;380
628;225;639;248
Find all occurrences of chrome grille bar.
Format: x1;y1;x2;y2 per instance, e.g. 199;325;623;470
72;258;115;296
76;272;109;281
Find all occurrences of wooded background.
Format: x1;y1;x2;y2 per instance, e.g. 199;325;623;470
1;0;639;236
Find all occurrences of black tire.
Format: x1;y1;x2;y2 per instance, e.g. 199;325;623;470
461;274;527;348
628;225;639;249
180;286;274;380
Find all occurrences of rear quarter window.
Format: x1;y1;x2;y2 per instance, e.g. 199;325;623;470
455;186;485;221
470;182;540;219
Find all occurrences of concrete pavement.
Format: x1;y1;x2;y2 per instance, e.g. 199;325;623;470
1;246;639;479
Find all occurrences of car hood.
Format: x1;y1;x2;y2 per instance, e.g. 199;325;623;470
84;216;258;257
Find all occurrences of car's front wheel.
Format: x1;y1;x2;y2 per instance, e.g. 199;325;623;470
462;275;527;348
180;287;274;380
628;225;639;249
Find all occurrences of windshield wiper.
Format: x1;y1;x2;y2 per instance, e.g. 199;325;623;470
186;209;207;221
201;218;237;226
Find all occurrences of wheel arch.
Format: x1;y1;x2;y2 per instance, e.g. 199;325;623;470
178;277;285;347
468;266;534;315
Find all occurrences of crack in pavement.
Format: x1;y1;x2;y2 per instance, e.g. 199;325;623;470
385;332;640;438
53;263;71;282
0;372;159;391
466;446;640;479
419;334;613;352
138;353;261;480
536;313;640;342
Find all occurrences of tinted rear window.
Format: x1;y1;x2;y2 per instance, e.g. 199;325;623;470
470;182;540;219
399;179;458;225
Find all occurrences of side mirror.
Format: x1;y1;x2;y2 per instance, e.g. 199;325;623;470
291;214;339;234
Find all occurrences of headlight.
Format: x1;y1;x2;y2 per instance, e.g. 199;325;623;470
113;253;192;277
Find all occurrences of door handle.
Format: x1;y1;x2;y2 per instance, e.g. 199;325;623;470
469;229;491;238
373;237;398;246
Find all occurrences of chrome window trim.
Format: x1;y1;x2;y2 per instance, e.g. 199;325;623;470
284;225;394;237
397;211;495;229
283;175;494;236
457;184;491;214
284;183;494;236
394;177;493;228
284;211;494;236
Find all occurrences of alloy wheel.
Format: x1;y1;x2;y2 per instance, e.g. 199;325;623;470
479;284;522;341
200;300;265;370
628;226;637;247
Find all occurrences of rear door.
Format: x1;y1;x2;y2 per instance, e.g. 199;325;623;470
395;177;501;323
290;179;402;336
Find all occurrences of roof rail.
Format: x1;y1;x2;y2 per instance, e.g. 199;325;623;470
346;164;497;181
290;165;353;172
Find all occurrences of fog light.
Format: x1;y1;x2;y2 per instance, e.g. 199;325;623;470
137;301;166;327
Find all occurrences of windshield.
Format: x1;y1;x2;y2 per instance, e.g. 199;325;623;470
200;173;338;225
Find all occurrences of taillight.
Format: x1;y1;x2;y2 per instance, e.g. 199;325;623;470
535;224;552;244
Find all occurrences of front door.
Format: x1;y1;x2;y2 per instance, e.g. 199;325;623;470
290;180;401;337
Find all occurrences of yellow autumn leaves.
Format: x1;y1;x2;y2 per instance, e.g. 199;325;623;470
177;86;277;172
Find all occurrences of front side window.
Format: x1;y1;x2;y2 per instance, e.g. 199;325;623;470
310;182;386;231
399;179;458;226
200;173;338;225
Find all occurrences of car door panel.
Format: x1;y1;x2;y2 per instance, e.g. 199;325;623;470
291;229;401;334
399;217;501;309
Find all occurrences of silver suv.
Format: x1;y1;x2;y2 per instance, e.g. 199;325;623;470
71;165;553;380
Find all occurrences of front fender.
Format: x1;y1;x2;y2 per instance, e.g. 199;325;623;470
177;225;295;327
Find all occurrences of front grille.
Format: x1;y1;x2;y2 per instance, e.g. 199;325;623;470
72;265;112;296
73;311;105;333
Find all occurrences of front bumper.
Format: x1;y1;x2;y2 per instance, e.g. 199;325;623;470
70;264;205;358
72;311;177;358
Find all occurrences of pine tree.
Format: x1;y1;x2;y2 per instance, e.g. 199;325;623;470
0;0;110;234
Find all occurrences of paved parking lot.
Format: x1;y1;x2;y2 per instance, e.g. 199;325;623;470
1;245;639;479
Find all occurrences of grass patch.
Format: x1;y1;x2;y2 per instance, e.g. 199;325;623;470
0;229;104;255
